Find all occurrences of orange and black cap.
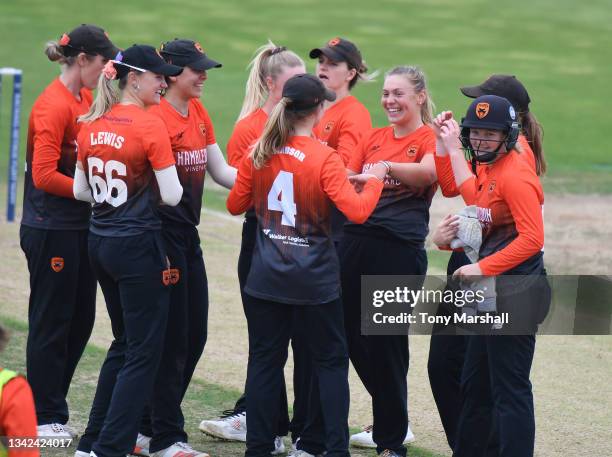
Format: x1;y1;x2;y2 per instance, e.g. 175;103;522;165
309;37;365;72
283;73;336;112
160;39;222;71
59;24;119;60
461;74;531;113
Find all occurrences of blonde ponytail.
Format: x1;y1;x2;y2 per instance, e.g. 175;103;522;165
386;66;435;125
252;98;291;169
79;74;120;123
238;40;304;121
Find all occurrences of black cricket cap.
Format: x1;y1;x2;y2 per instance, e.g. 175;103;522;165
114;45;183;78
461;95;518;131
60;24;119;60
282;74;336;111
159;39;222;71
461;74;531;113
309;37;365;72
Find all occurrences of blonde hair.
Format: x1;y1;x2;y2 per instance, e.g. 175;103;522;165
45;40;76;66
386;66;435;125
238;41;304;121
251;98;318;169
79;73;126;123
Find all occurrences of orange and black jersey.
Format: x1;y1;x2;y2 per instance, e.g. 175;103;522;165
227;136;383;305
77;104;175;237
435;134;535;198
22;78;93;230
460;149;544;276
347;125;437;244
433;136;544;275
227;108;268;168
446;148;544;275
313;95;372;166
149;98;216;226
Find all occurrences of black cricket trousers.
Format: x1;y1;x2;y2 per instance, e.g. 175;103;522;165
339;231;427;457
453;272;551;457
427;251;500;455
243;293;350;457
143;224;209;453
234;215;309;440
77;231;170;457
20;226;96;425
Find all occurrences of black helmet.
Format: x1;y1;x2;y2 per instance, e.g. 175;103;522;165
460;95;519;165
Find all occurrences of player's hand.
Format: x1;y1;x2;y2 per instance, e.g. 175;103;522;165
440;119;462;154
349;173;379;192
432;214;460;247
433;111;454;139
452;263;483;282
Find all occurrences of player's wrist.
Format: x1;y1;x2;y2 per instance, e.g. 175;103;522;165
378;160;391;175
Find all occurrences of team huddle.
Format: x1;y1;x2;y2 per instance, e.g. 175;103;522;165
14;22;551;457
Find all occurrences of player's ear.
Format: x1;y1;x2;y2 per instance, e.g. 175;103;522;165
416;90;427;106
346;67;357;82
76;52;90;67
265;75;274;92
127;70;139;85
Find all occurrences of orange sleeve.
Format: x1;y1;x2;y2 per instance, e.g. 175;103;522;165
335;113;372;166
227;123;255;168
458;176;478;205
143;118;176;170
0;378;40;457
478;170;544;275
434;155;460;197
320;152;383;224
346;134;367;174
31;104;75;199
227;154;253;214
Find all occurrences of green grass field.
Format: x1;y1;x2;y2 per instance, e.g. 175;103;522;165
1;0;611;193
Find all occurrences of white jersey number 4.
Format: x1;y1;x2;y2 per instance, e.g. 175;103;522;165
87;157;128;207
267;171;297;227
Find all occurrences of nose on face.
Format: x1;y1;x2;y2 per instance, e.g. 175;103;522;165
384;97;398;107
